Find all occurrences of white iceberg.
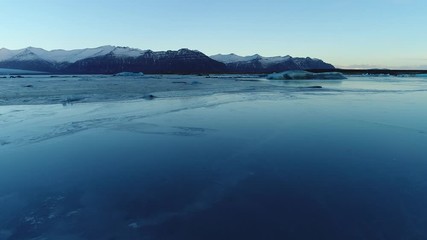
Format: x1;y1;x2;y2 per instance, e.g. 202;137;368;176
113;72;144;77
267;70;346;80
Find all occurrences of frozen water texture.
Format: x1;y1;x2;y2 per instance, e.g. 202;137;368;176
0;74;427;239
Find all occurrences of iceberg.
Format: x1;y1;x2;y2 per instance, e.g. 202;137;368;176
267;70;346;80
396;74;427;78
113;72;144;77
415;74;427;78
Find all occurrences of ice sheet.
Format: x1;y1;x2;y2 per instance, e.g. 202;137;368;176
1;75;427;239
1;74;427;106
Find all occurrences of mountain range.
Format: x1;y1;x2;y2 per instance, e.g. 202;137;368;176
210;54;334;73
0;46;335;74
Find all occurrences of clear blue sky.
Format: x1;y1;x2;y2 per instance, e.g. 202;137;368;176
1;0;426;69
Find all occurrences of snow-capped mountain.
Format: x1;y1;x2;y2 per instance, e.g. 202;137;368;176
0;46;147;64
0;46;335;74
64;48;226;74
0;46;226;74
210;53;291;65
211;53;334;73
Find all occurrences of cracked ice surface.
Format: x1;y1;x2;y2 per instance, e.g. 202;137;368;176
0;74;427;239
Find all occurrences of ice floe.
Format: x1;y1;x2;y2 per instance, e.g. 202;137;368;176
113;72;144;77
267;70;346;80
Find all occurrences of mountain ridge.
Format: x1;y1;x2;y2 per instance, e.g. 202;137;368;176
0;46;335;74
210;53;334;73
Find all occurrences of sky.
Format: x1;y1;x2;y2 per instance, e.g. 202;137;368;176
1;0;426;69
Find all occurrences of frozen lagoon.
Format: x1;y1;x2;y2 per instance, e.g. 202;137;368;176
0;75;427;239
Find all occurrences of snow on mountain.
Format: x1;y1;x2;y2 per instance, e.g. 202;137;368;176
139;49;204;61
211;53;334;71
210;53;292;67
0;46;147;63
10;48;44;61
210;54;259;64
0;46;227;74
110;46;147;58
47;46;147;63
258;55;292;67
38;46;115;63
0;48;21;61
0;46;335;73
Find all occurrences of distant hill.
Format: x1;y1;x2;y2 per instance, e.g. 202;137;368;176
0;46;335;74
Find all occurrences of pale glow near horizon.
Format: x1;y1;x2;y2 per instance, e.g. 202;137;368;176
1;0;426;69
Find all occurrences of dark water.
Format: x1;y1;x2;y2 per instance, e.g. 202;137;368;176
0;77;427;239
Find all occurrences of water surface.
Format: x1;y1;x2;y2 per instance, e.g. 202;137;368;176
0;75;427;239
